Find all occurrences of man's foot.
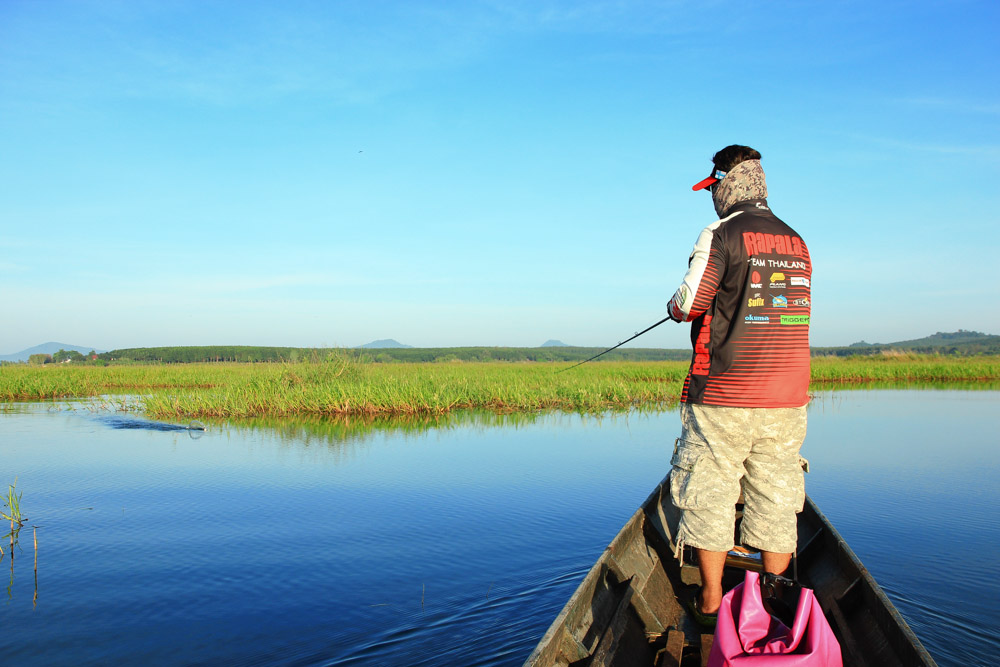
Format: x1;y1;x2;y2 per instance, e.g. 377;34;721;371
686;587;719;629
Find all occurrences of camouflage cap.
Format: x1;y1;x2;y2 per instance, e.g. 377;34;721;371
693;144;762;192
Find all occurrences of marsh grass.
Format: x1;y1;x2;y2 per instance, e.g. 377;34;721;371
139;359;689;419
2;352;999;419
0;363;224;401
810;353;1000;383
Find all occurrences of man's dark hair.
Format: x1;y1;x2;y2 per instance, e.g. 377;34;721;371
712;145;762;173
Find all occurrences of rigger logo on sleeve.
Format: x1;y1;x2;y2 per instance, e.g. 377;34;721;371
742;231;806;257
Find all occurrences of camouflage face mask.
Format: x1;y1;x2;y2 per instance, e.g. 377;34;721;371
712;159;768;217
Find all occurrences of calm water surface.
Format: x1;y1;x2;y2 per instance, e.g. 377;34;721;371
1;390;997;666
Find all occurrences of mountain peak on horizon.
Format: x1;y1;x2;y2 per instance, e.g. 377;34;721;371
1;342;107;363
359;339;413;349
541;339;570;347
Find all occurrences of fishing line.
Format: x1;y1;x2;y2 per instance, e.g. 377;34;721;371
557;316;672;373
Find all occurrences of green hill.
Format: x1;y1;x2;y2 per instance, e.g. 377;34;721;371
813;330;1000;356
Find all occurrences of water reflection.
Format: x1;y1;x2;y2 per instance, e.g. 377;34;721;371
2;524;38;607
218;408;645;450
97;415;206;434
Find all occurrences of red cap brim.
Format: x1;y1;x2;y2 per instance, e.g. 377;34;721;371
692;176;718;191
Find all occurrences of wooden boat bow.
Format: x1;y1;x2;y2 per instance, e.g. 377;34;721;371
523;475;937;666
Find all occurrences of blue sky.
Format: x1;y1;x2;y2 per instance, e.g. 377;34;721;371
2;0;998;353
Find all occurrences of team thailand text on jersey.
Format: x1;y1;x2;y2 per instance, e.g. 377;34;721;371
667;199;811;408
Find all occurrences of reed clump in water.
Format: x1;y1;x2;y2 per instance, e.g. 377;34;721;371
1;478;25;527
1;479;38;605
140;355;689;418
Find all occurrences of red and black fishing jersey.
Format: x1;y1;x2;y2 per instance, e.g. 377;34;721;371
667;199;811;407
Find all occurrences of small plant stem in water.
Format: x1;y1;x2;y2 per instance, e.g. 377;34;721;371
33;526;38;608
2;478;25;526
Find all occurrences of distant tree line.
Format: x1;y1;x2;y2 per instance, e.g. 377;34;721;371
100;346;318;364
26;349;101;365
812;344;1000;357
361;346;692;363
95;345;692;364
18;331;994;366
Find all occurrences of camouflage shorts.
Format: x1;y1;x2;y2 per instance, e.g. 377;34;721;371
669;403;808;555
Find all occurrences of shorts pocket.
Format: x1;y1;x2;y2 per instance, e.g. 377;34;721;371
780;456;808;513
669;439;717;510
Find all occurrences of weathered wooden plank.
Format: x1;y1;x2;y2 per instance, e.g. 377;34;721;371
699;633;713;667
587;579;657;667
655;628;685;667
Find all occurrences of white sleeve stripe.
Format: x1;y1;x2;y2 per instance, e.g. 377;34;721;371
668;212;742;320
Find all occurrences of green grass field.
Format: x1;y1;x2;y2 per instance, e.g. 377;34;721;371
810;353;1000;383
2;353;998;419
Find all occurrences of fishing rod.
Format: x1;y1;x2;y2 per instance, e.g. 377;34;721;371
557;315;672;373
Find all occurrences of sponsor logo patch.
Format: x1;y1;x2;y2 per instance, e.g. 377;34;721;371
772;295;787;308
691;315;713;375
770;272;785;282
745;314;770;324
780;315;810;326
742;232;806;258
790;276;810;287
748;296;765;307
792;297;810;307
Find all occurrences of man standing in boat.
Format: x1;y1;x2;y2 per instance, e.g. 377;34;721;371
666;145;812;624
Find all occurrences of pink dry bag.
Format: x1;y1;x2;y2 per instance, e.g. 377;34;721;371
706;570;842;666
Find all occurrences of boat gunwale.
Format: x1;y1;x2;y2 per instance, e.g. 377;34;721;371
521;508;652;665
801;496;937;666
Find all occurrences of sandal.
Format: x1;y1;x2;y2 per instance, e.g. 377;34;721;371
685;586;718;629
